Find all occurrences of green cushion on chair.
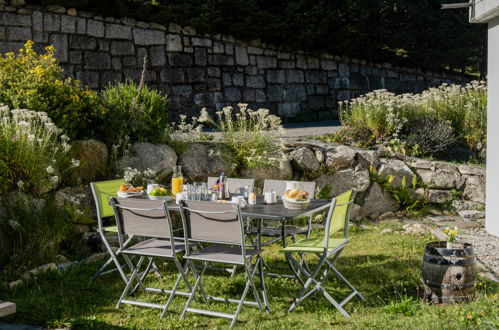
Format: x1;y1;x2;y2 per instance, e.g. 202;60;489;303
103;225;119;233
282;237;347;253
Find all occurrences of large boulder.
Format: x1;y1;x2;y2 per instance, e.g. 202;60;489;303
377;158;414;188
415;189;453;204
325;145;356;169
241;159;293;189
127;142;177;178
72;139;108;182
416;168;462;189
463;175;486;203
316;168;370;197
179;143;234;181
356;149;379;168
360;182;399;219
290;147;320;172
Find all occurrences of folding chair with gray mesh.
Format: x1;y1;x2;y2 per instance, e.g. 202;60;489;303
110;197;194;317
179;200;268;328
282;189;365;317
247;179;317;248
207;177;255;195
90;179;160;283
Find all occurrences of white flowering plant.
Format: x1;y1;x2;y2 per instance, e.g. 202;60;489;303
195;104;285;169
0;104;79;195
123;167;158;186
339;81;487;157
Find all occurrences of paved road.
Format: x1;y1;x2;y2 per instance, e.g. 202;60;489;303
198;120;343;140
281;120;342;137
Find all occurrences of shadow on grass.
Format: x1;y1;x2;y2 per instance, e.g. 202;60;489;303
2;248;425;327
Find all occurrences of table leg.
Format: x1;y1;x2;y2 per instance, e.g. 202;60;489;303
257;218;270;313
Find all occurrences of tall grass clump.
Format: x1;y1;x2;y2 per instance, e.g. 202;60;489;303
0;41;105;139
102;77;169;146
0;194;70;276
339;81;487;157
0;105;78;195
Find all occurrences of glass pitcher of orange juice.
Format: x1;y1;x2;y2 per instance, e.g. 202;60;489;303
171;165;183;196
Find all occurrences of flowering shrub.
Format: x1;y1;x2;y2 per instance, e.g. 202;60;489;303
0;41;105;139
0;105;79;195
123;167;158;186
196;104;285;169
102;79;169;145
339;81;487;157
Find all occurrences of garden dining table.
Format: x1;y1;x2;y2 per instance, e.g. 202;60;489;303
121;195;331;312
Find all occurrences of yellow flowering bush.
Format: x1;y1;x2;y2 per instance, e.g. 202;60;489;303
0;41;106;139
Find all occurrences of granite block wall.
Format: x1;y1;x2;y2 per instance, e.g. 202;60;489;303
0;4;470;120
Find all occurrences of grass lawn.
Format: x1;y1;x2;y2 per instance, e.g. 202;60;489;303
2;223;498;329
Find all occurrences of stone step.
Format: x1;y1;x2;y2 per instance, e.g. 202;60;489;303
0;301;16;317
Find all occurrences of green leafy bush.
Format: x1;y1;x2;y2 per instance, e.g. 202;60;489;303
0;41;106;139
0;194;70;274
101;79;169;145
0;105;78;195
339;81;487;157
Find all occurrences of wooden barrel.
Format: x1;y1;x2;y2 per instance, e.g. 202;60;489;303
422;241;476;304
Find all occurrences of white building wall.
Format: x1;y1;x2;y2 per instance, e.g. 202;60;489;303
486;16;499;237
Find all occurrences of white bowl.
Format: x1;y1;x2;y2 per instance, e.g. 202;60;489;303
148;195;173;201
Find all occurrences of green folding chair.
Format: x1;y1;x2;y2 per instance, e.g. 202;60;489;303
282;189;365;317
89;179;131;282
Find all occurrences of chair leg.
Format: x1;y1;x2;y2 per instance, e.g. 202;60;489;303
160;259;191;318
325;259;366;301
229;277;252;329
91;232;131;283
116;256;144;309
181;262;208;320
130;257;154;295
286;250;363;317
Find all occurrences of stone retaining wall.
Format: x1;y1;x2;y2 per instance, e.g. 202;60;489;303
0;3;470;120
285;140;485;219
74;138;482;221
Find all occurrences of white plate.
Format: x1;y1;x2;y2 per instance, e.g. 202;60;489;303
117;190;144;198
148;195;173;201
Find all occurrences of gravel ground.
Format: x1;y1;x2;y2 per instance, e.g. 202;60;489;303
457;228;499;276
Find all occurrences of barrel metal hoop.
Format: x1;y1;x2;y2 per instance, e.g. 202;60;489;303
425;282;475;290
423;256;476;266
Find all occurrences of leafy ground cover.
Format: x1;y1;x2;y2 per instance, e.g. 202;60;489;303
2;223;497;329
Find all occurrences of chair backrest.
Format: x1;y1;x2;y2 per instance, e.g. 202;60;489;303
90;179;125;222
207;177;255;195
179;200;243;246
263;179;316;197
111;197;174;241
324;189;356;244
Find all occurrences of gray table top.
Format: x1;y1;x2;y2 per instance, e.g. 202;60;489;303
164;195;331;220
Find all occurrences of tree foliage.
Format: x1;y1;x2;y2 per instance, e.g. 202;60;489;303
31;0;486;74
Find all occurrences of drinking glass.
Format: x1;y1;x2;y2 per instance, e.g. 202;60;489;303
193;182;203;201
200;182;209;201
183;184;193;200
